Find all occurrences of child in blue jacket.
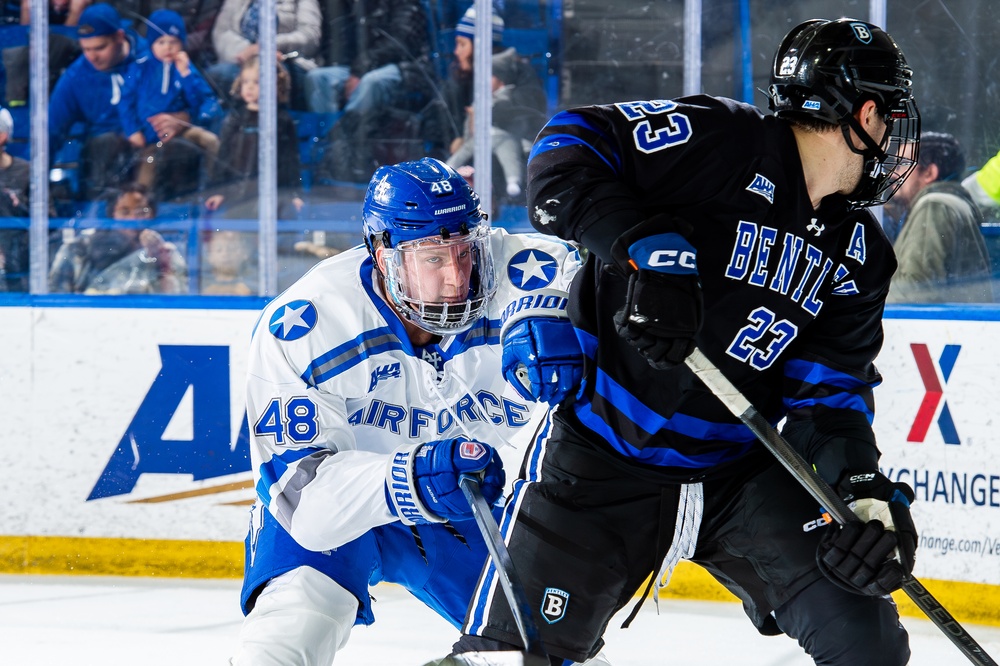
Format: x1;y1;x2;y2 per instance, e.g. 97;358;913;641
120;9;222;193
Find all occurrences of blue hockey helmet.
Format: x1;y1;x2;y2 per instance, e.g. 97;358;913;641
768;18;920;207
362;158;496;335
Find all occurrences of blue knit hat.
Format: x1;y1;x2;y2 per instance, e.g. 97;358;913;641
147;8;187;46
77;3;122;38
455;6;504;45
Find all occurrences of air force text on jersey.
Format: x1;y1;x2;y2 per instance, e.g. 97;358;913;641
347;391;532;438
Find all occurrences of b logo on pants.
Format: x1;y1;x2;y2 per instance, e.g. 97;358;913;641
541;587;569;624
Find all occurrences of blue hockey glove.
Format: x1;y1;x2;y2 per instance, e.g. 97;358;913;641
817;471;917;596
610;222;703;370
385;438;505;525
501;317;584;404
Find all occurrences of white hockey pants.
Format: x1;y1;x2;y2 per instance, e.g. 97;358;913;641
230;566;358;665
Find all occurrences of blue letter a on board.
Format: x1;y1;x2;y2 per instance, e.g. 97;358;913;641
87;345;250;500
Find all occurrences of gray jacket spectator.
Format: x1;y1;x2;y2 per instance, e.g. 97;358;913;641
49;183;188;294
888;132;994;303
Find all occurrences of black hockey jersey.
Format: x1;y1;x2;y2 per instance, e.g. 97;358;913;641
526;95;896;482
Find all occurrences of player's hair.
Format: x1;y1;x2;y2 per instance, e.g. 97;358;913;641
917;131;966;182
231;54;291;104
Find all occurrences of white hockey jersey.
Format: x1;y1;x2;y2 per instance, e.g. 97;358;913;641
246;228;582;552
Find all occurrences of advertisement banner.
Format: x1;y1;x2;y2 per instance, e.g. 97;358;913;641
876;319;1000;585
1;306;997;590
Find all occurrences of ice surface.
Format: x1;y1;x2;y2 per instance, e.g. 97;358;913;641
0;574;997;665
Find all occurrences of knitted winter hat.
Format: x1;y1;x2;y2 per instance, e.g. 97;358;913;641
147;8;187;46
77;3;122;38
455;6;504;45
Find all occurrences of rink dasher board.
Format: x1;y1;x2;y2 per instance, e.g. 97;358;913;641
0;301;997;623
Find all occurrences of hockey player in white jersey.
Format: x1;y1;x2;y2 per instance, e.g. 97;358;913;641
231;157;593;665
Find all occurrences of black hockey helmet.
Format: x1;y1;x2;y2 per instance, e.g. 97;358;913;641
768;18;920;207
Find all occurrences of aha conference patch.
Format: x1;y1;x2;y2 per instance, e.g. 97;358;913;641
269;300;318;341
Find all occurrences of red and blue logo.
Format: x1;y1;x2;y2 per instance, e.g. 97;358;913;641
908;343;960;445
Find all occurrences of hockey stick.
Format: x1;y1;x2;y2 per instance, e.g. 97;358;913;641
684;347;998;666
458;475;547;660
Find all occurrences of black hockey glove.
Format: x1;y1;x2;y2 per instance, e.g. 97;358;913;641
610;216;702;370
817;471;917;596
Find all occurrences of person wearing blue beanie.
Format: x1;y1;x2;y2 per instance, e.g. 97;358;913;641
119;8;221;198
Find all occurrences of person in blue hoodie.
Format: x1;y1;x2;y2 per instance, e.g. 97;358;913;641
48;3;147;199
120;9;222;197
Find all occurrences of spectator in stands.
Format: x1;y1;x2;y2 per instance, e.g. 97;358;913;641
49;183;188;294
5;1;85;109
208;0;321;110
439;5;506;158
446;44;548;204
204;54;302;220
48;3;146;199
112;1;223;72
888;131;994;303
20;0;90;26
120;9;222;198
200;229;254;294
309;0;437;183
0;105;29;292
963;145;1000;225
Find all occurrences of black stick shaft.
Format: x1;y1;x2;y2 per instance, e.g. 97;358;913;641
685;347;997;666
459;475;544;657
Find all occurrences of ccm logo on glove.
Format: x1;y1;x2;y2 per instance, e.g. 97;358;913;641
627;234;698;274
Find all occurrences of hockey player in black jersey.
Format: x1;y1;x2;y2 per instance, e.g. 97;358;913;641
447;18;921;666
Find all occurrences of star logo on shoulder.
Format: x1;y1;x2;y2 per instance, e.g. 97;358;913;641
508;250;557;290
269;299;318;341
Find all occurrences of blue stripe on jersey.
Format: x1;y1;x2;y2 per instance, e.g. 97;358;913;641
784;358;880;390
255;446;324;505
301;328;406;387
529;111;621;172
576;327;598;358
525;409;553;482
573;398;754;467
361;257;418;355
529;134;620;175
590;368;758;443
574;327;757;464
438;318;500;360
301;259;497;386
782;393;875;424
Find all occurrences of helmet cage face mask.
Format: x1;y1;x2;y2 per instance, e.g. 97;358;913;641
767;18;921;207
846;96;920;207
362;157;497;335
381;225;496;335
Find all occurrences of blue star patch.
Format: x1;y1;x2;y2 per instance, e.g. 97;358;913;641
269;300;318;341
507;250;557;290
